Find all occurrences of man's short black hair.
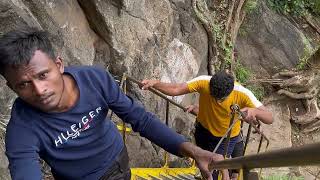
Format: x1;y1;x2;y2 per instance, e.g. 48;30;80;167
209;71;234;99
0;27;56;76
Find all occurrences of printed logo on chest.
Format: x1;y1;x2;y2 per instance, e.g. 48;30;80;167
54;106;102;147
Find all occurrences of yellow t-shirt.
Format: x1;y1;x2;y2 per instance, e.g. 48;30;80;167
187;75;262;137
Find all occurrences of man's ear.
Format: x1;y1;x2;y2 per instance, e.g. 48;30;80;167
55;56;64;73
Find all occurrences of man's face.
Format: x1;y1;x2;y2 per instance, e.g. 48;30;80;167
4;50;65;112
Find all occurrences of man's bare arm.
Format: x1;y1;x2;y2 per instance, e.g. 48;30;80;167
141;80;190;96
241;105;273;124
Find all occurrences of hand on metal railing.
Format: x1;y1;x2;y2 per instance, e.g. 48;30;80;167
126;76;198;116
239;107;260;125
140;79;160;90
230;104;269;141
184;104;199;114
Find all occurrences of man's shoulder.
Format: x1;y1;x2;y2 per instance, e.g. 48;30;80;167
5;100;39;153
9;98;35;124
6;98;36;137
187;75;212;83
65;66;110;83
186;75;211;93
232;83;260;103
65;65;106;75
233;83;252;95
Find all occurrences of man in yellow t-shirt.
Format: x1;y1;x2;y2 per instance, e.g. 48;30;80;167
141;71;273;165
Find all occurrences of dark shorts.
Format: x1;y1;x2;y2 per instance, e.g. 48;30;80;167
100;147;131;180
194;123;244;179
231;140;244;174
194;122;241;156
232;140;244;158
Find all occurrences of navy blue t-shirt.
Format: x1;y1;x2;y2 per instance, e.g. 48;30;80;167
5;66;186;180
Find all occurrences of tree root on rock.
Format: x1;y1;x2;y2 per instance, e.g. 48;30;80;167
263;70;320;132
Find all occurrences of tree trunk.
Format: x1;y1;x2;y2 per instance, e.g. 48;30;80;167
192;0;247;74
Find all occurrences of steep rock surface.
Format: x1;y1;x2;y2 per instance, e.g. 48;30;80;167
0;0;319;179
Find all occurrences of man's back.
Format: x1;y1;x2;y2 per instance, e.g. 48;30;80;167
187;76;262;137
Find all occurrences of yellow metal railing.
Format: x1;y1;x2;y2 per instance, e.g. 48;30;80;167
131;167;198;180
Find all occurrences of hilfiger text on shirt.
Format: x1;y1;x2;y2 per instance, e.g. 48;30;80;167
54;107;102;147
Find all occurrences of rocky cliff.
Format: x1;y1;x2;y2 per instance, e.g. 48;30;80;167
0;0;319;179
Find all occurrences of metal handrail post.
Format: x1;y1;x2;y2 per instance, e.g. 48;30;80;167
122;74;127;142
163;100;170;167
243;124;252;155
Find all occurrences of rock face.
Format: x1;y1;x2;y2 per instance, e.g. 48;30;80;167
0;0;319;179
236;1;319;77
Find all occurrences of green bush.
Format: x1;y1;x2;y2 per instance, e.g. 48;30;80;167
296;57;309;70
235;63;251;84
247;85;265;101
307;0;320;15
267;0;320;16
233;63;265;100
244;0;259;14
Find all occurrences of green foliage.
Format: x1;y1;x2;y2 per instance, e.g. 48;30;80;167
296;38;317;70
267;0;320;16
233;63;265;100
239;0;258;38
212;24;223;41
247;85;265;101
308;0;320;15
295;34;320;70
296;57;309;70
224;41;233;64
244;0;258;14
234;63;251;84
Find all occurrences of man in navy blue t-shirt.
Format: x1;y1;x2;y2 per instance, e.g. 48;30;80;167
0;28;226;180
